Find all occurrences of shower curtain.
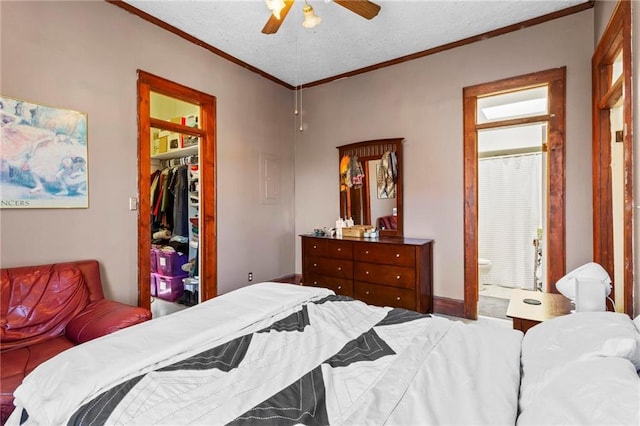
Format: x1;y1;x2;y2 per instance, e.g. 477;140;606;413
478;153;542;289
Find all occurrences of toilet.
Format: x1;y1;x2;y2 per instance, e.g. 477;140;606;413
478;258;492;286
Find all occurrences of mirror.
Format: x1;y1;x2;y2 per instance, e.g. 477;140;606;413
338;138;403;237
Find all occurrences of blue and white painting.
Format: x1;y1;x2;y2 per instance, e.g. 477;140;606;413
1;96;88;208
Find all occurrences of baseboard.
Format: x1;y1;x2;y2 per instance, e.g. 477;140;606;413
433;296;465;318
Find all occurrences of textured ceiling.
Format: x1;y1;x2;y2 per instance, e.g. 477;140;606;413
123;0;589;87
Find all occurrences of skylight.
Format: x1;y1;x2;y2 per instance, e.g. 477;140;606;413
481;98;547;120
477;86;548;124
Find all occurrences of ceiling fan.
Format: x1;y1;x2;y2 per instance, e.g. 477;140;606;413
262;0;381;35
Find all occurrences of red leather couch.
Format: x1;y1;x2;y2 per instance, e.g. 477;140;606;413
0;260;151;424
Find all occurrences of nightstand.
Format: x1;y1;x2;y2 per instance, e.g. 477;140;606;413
506;289;573;333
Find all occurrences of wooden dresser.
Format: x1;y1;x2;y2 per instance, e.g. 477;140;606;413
301;235;433;313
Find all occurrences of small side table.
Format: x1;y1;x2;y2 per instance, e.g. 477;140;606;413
506;289;573;333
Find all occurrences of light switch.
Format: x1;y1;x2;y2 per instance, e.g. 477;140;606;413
129;197;138;211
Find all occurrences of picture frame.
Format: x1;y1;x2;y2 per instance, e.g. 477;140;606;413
1;95;88;208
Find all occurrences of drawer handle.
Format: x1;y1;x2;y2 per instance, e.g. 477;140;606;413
365;291;370;295
313;281;318;285
396;253;400;258
313;263;317;267
337;248;341;252
338;267;342;271
313;245;317;249
337;285;342;290
396;296;401;301
365;250;369;254
396;275;401;280
365;271;370;275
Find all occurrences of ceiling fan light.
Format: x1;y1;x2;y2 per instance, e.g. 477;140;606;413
302;3;321;29
266;0;286;20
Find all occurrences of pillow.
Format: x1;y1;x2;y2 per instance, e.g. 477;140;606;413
522;312;640;369
517;357;640;425
519;312;640;414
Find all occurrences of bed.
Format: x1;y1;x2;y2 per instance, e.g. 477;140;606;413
6;283;640;425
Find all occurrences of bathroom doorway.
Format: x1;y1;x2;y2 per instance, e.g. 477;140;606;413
463;68;567;320
477;118;546;319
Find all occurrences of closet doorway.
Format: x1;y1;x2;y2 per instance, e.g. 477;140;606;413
463;68;566;320
137;71;217;313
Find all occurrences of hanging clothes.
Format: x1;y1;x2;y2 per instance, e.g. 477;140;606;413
378;151;396;198
150;156;196;237
162;168;174;228
349;155;365;189
389;151;398;183
172;165;189;237
340;155;351;191
152;169;168;224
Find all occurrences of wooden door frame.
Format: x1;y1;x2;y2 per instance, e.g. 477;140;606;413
463;67;567;320
592;0;633;316
137;70;217;310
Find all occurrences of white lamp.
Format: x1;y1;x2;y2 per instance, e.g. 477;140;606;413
555;262;612;312
302;2;321;29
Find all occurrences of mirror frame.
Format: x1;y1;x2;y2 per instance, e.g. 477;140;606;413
337;138;404;237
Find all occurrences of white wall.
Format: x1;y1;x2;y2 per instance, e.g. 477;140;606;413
594;0;618;41
0;1;295;304
294;10;595;301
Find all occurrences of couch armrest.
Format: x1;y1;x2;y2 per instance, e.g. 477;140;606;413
65;299;152;344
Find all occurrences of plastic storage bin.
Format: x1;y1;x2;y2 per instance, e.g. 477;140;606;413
150;273;157;297
156;250;188;276
150;248;159;273
153;273;188;302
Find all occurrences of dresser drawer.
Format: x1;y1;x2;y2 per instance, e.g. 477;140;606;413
354;281;415;311
304;273;353;297
305;256;353;279
303;237;328;257
353;243;416;268
326;239;353;260
354;262;415;289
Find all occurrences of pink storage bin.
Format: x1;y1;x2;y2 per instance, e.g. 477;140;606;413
151;248;159;273
154;273;187;302
150;273;157;296
156;251;188;276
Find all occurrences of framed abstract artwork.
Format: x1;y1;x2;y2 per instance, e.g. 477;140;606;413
0;95;88;208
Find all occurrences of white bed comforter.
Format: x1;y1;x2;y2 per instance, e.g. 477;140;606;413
8;283;522;425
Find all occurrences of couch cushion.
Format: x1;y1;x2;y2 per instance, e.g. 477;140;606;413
66;299;152;344
1;264;89;350
1;335;74;424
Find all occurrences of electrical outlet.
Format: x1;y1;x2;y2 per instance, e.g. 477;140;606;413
248;272;253;282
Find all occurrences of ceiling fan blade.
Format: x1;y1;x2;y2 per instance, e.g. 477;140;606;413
262;0;295;34
334;0;381;20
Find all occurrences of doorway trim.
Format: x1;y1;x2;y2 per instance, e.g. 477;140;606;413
137;71;217;310
592;0;633;316
463;67;567;320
